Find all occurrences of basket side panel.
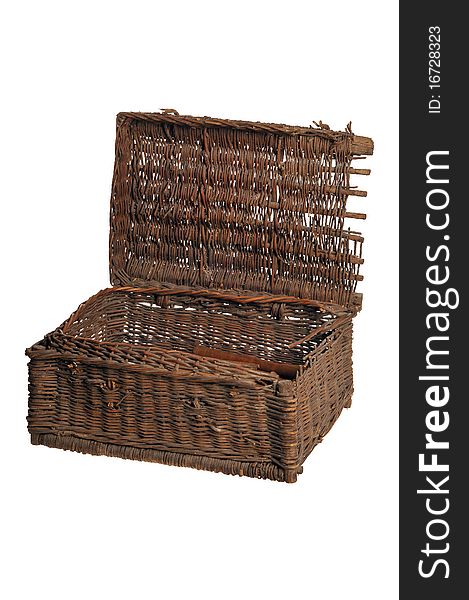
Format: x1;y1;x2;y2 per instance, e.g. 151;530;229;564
295;319;354;465
27;348;296;480
27;352;60;435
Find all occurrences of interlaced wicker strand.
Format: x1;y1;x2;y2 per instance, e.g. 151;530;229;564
26;112;373;482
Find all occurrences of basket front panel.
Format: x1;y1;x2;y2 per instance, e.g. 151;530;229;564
27;355;288;466
110;113;371;308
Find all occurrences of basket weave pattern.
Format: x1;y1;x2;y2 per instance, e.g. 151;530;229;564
26;112;372;482
110;113;365;306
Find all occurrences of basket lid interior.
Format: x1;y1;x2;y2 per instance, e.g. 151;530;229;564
109;112;373;310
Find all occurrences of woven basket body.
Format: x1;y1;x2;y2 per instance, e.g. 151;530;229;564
26;112;373;482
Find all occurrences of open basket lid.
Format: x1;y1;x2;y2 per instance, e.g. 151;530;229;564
109;111;373;312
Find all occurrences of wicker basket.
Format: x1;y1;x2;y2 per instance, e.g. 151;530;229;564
26;111;373;482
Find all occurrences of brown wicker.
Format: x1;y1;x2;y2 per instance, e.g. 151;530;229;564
26;111;373;482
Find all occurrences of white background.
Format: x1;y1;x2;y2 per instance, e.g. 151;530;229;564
1;1;398;598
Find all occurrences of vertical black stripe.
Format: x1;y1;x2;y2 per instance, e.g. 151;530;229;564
400;4;466;596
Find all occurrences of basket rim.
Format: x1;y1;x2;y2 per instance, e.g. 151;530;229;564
116;111;374;154
30;286;349;382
